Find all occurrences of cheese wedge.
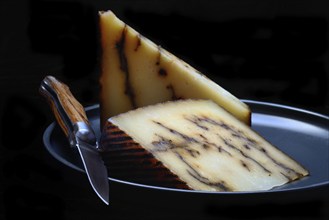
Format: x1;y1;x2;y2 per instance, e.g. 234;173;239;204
99;10;251;127
100;99;308;191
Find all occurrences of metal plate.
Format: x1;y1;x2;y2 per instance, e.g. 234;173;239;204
43;100;329;206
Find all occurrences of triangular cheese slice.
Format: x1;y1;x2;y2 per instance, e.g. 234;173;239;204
99;10;250;127
100;99;309;191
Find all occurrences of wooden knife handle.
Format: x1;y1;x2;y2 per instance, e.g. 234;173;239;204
40;75;88;138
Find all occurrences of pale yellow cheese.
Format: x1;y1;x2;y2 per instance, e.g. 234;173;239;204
99;10;250;127
108;99;309;192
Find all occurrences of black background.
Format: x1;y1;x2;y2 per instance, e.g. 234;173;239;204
0;0;328;219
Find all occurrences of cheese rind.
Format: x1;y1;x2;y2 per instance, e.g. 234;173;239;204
100;99;308;191
100;122;191;189
99;10;251;127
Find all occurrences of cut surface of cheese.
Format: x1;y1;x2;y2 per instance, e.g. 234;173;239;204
100;99;309;192
99;10;250;127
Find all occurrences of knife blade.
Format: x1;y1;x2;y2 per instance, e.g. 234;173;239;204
40;75;109;205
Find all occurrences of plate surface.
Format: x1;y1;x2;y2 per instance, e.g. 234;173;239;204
43;100;329;206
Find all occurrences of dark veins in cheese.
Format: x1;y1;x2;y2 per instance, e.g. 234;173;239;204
149;115;304;184
116;30;182;107
115;24;137;108
134;34;142;52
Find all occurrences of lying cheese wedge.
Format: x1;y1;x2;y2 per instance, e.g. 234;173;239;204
100;99;308;191
99;10;251;127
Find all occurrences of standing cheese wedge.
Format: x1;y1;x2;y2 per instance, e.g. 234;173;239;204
100;99;308;192
99;10;251;127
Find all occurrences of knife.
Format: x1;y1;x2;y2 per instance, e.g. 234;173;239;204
40;75;109;205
